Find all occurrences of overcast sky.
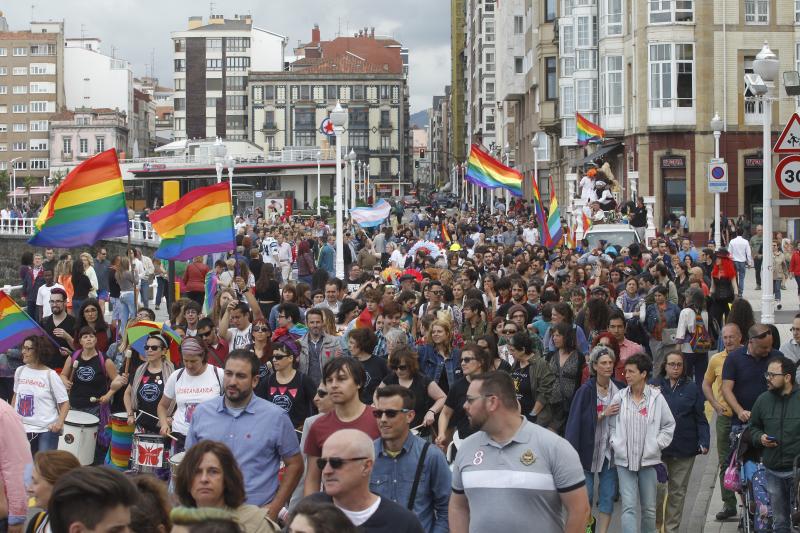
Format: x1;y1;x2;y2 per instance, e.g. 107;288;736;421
2;0;450;113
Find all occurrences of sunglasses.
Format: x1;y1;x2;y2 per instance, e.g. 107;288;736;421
461;356;477;364
316;457;368;470
503;329;518;335
431;290;444;296
390;364;409;371
144;345;163;351
316;389;328;398
272;353;291;361
371;408;411;419
253;327;270;333
198;330;214;337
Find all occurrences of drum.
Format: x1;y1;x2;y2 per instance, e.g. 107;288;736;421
58;410;99;466
168;451;186;493
132;434;166;474
106;412;134;470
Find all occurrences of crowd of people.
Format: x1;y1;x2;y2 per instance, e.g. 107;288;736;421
2;195;800;533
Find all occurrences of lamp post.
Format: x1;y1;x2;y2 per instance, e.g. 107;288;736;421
213;137;226;184
226;155;235;202
9;157;21;205
531;135;540;208
753;41;779;324
504;143;512;213
347;149;357;211
316;150;321;216
331;101;347;279
710;113;723;250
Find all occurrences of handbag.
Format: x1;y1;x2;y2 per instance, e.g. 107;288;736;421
723;452;741;492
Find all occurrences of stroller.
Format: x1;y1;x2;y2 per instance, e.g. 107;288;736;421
728;427;773;532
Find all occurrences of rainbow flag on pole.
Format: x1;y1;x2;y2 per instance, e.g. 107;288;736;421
546;177;563;249
531;175;550;247
576;113;605;146
0;292;47;352
465;144;523;196
28;149;129;247
150;181;236;261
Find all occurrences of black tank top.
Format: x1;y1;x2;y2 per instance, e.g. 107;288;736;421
70;355;107;409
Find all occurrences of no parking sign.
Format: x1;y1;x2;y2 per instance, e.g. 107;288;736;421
708;158;728;193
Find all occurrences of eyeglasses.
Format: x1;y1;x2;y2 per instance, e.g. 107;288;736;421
272;353;291;361
750;331;771;340
765;371;785;379
372;408;411;419
465;394;495;404
389;364;409;371
198;330;214;338
253;327;270;333
316;457;368;470
316;389;328;398
503;329;518;335
430;290;444;296
461;357;477;364
144;345;163;351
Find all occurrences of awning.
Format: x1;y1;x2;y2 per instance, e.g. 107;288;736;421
9;186;53;197
577;142;622;166
154;139;187;153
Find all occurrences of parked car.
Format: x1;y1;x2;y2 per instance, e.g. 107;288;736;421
402;195;420;208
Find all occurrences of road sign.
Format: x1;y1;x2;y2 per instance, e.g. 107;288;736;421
319;118;334;136
708;158;728;193
774;113;800;153
775;155;800;198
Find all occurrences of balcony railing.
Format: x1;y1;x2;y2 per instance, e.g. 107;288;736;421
0;218;161;245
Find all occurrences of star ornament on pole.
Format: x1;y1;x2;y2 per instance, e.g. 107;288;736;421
320;118;335;136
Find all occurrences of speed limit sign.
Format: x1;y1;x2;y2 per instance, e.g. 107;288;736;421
776;155;800;198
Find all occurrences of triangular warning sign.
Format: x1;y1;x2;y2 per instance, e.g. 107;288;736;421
774;113;800;153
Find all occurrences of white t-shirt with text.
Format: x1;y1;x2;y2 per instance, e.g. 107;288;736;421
163;365;223;435
14;366;68;433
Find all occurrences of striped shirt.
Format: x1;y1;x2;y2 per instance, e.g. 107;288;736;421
591;383;618;472
623;388;650;471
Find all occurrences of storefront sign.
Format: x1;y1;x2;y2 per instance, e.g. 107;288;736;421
661;156;685;168
745;157;763;168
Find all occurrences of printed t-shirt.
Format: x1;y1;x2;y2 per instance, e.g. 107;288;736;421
14;366;68;432
163;364;223;435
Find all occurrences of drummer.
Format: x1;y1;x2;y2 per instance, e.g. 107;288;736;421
157;336;224;454
124;332;175;432
61;326;124;417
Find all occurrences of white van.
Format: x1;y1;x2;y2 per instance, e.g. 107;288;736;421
584;224;641;249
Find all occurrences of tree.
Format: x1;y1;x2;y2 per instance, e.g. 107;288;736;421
23;175;37;202
0;171;8;205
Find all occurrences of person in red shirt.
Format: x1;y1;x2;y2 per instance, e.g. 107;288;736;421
196;317;229;367
303;357;379;496
182;256;210;307
790;242;800;299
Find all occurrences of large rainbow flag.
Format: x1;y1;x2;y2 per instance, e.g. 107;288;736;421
546;177;564;249
150;181;236;261
576;113;605;146
0;292;47;352
531;175;550;247
28;149;128;247
465;144;523;196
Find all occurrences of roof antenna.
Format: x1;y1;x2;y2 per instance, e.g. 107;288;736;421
209;1;215;16
30;4;35;22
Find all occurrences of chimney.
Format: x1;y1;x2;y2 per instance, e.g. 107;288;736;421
312;24;320;43
242;15;252;24
188;16;203;30
209;14;225;25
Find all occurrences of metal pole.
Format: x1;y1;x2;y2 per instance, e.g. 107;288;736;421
11;167;16;206
761;95;774;324
713;130;721;249
350;159;356;211
397;171;402;198
316;153;321;216
344;156;349;216
334;136;345;280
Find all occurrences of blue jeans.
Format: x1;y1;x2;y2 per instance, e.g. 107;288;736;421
154;277;167;308
586;458;618;515
734;261;747;296
29;430;60;454
765;468;794;533
617;465;658;533
139;279;150;308
774;279;783;302
118;291;136;340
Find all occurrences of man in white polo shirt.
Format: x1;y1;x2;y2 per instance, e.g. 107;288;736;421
448;371;589;533
727;228;753;298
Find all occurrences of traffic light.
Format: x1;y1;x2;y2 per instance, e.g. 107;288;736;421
415;160;420;168
419;149;425;159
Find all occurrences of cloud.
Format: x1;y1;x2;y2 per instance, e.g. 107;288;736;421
3;0;449;113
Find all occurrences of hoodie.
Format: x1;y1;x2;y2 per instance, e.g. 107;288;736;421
608;385;675;469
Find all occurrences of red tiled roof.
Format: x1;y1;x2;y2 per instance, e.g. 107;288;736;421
0;31;58;40
294;35;402;74
296;52;400;75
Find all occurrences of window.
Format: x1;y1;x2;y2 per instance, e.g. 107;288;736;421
12;67;27;75
12;142;26;151
226;38;250;52
796;0;800;22
206;38;222;49
649;0;693;23
12;160;26;170
13;85;27;94
561;86;575;117
486;52;495;73
226;95;247;110
205;59;222;70
352;85;364;100
206;97;217;108
30;120;48;132
485;19;495;42
30;44;56;56
29;82;55;93
264;135;275;151
562;57;576;77
0;124;6;133
601;56;623;115
226;76;246;91
514;57;524;74
294;131;316;146
0;86;5;95
12;124;27;132
29;101;53;113
174;59;185;72
30;139;48;151
0;105;5;113
328;85;338;100
175;78;186;91
295;108;316;129
514;16;524;34
12;104;26;113
29;63;54;75
577;16;596;47
576;79;599;111
745;0;769;24
379;85;391;100
174;98;185;111
300;85;312;100
79;138;89;154
381;110;391;127
174;39;185;52
545;0;557;21
577;50;597;70
0;144;6;152
380;159;390;176
649;43;694;109
604;0;623;35
349;108;368;127
263;110;276;128
534;132;549;161
0;48;5;56
96;137;105;152
350;130;368;148
545;57;557;100
486;82;495;101
30;159;48;170
225;56;250;70
63;137;72;153
13;47;26;56
485;114;495;132
264;86;275;100
561;25;575;55
381;134;391;149
0;67;6;75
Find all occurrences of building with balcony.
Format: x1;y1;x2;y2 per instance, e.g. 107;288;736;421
429;90;450;187
0;15;64;183
248;25;410;197
48;107;129;175
171;14;287;142
465;0;496;154
450;0;468;162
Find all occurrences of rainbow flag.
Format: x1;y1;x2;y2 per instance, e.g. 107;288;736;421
546;177;563;249
565;228;576;249
576;113;605;146
465;144;523;196
150;182;236;261
531;175;550;247
582;211;593;233
28;149;128;247
441;222;452;244
0;292;46;352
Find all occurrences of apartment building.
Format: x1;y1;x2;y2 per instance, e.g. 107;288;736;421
429;89;450;186
49;108;128;175
451;0;468;162
465;0;496;153
0;17;64;185
248;26;410;197
171;14;287;141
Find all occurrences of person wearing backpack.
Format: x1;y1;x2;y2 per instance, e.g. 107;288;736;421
60;326;123;418
676;288;713;396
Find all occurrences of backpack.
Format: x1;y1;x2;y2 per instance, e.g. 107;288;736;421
688;311;713;353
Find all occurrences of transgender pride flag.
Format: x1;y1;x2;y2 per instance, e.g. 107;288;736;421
351;199;392;228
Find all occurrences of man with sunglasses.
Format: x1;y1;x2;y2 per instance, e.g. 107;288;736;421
196;317;229;367
418;281;454;323
449;371;588;533
722;324;784;431
748;356;800;533
371;386;451;533
301;429;425;532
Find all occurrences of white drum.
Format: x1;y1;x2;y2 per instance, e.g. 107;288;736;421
58;410;99;465
168;451;186;494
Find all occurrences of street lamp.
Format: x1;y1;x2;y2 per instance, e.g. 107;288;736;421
346;149;357;212
213;137;226;184
752;41;779;324
503;143;512;212
710;113;723;250
226;155;235;208
316;150;321;216
9;157;21;205
531;135;540;208
330;101;347;280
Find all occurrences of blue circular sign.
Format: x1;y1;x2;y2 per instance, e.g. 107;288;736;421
711;166;725;179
